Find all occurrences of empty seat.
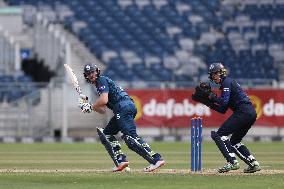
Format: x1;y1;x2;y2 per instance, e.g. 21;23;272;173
5;0;281;82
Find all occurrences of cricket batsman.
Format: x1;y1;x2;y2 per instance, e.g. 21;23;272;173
192;62;261;173
77;64;165;172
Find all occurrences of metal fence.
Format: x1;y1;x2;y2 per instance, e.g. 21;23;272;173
0;81;107;138
0;83;42;137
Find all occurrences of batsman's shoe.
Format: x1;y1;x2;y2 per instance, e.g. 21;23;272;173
143;153;165;172
218;161;240;173
144;160;165;172
112;161;129;172
243;161;261;173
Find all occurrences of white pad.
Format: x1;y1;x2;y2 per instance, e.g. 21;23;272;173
221;136;229;141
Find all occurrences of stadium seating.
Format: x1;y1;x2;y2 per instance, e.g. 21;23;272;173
0;74;39;104
4;0;283;82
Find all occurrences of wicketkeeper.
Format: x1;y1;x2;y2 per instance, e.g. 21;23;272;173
192;62;261;173
77;64;165;172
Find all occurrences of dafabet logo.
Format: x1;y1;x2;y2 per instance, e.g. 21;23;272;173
132;95;284;120
130;96;211;120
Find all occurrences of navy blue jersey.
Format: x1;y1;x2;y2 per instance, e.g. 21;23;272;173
211;77;251;113
95;76;130;110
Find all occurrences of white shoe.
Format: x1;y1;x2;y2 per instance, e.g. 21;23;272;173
144;160;165;172
113;161;129;172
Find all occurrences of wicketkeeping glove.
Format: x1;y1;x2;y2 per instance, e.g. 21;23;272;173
200;81;211;92
195;81;218;102
192;92;213;107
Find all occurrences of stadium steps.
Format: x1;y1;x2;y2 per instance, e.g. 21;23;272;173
55;24;106;83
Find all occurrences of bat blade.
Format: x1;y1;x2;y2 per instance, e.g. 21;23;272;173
64;64;82;95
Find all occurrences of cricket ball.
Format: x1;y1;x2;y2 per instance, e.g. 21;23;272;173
124;167;131;172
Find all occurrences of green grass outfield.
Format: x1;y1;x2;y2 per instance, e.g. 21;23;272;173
0;142;283;189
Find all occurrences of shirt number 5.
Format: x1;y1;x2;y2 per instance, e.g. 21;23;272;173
116;114;120;120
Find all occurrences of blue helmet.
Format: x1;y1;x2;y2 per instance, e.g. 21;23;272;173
83;64;100;83
208;63;227;81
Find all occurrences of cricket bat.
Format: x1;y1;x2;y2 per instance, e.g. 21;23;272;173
64;64;82;95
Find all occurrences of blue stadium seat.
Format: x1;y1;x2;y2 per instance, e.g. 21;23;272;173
4;0;281;81
175;74;193;81
0;74;40;103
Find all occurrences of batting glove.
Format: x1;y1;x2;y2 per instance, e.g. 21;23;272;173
78;94;92;113
80;102;92;113
78;94;89;104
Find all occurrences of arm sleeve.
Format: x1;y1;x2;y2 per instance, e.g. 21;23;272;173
208;80;231;114
214;80;231;106
97;77;109;94
209;103;228;114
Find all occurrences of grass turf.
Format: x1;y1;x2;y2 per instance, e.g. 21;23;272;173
0;142;283;189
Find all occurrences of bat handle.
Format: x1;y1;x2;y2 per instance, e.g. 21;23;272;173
79;93;88;100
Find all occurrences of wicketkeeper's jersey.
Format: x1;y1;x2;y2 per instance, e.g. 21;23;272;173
211;76;251;113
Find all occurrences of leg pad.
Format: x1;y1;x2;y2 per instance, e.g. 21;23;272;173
122;135;156;164
97;127;124;166
211;131;236;164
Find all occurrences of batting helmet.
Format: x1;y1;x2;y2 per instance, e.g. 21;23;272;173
83;64;100;84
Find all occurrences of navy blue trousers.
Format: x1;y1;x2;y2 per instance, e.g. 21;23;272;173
217;103;257;145
103;100;138;138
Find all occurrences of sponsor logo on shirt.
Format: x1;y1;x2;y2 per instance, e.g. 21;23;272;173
223;88;229;92
99;86;106;90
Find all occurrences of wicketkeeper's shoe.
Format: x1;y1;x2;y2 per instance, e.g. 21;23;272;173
243;161;261;173
113;161;129;172
218;160;240;173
